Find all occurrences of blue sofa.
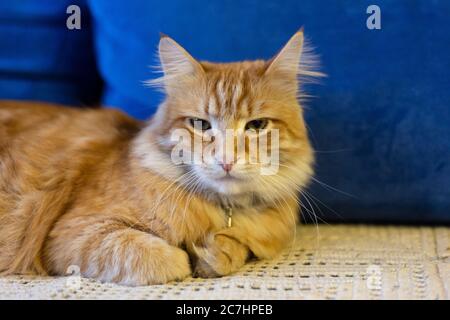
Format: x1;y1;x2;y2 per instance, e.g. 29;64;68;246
1;0;449;223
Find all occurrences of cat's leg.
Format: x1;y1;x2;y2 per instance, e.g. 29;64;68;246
45;218;191;286
192;198;298;278
191;232;249;278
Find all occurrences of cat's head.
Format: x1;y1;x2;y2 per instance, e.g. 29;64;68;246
138;30;322;205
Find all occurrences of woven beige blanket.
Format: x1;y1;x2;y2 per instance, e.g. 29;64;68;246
0;224;449;300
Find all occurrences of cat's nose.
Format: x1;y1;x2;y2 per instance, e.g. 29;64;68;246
220;163;233;173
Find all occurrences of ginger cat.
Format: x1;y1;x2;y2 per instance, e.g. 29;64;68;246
0;30;319;286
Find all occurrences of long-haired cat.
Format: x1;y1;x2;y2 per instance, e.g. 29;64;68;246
0;30;320;286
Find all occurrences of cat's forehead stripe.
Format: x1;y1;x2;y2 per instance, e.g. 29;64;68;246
207;71;253;120
207;94;217;116
216;78;227;108
231;83;242;115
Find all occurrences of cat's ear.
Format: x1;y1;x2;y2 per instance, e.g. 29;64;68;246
156;34;204;89
264;29;323;95
265;29;305;79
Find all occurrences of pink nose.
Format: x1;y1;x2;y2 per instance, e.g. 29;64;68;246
220;163;233;173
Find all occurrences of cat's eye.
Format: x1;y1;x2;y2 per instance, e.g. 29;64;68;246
245;119;269;131
188;118;211;131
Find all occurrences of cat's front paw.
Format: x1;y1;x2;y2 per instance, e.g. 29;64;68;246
152;245;192;284
103;241;192;286
192;233;248;278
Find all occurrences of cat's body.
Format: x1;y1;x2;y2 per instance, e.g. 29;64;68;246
0;31;318;285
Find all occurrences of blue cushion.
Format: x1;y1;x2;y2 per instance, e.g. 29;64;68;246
1;1;449;223
86;0;450;224
0;0;101;105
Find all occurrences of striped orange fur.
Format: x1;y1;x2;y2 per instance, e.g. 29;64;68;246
0;30;318;285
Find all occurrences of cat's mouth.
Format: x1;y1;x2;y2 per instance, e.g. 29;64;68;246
217;176;240;182
215;172;246;182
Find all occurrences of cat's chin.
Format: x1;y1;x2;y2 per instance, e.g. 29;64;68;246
202;177;251;196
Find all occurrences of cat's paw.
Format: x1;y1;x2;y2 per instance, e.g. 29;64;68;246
153;245;192;284
192;234;248;278
115;243;191;286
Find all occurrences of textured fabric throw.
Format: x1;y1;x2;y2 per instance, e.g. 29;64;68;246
1;225;448;300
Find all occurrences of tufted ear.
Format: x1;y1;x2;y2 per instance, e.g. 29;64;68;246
157;34;204;88
265;29;305;80
265;29;324;96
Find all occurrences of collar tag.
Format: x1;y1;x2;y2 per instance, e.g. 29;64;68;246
225;206;233;228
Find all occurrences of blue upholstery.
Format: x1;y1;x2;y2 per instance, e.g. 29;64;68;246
0;1;101;105
0;1;449;223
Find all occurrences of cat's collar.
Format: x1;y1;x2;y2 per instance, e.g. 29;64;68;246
223;206;233;228
218;202;233;228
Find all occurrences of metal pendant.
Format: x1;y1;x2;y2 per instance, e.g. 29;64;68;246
225;206;233;228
